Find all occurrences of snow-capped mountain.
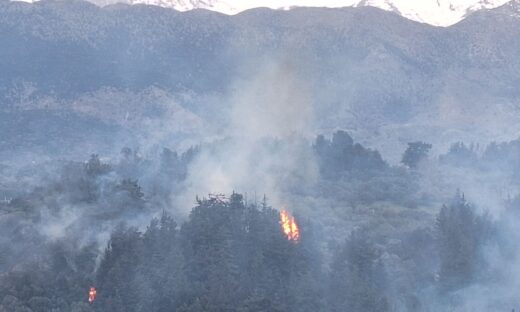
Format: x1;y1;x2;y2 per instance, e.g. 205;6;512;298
356;0;511;25
87;0;511;26
11;0;514;26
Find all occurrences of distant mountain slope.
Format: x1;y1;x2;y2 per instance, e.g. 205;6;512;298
1;0;520;160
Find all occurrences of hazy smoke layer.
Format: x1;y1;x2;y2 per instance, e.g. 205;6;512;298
177;59;318;210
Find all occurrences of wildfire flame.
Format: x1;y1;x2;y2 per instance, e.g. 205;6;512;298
88;286;97;304
279;210;300;241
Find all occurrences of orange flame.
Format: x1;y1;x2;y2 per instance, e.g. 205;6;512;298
88;287;97;304
279;210;300;241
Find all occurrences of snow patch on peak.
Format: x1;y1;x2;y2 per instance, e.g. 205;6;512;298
358;0;510;25
9;0;517;26
107;0;518;25
356;0;401;12
127;0;237;13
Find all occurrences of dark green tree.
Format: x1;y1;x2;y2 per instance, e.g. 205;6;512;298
439;142;478;167
436;192;491;292
329;229;389;312
95;225;143;312
401;141;432;169
314;130;387;178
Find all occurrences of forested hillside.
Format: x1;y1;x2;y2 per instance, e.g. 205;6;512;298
2;130;520;310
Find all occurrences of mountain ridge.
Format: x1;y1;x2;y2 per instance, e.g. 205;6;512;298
1;0;520;161
11;0;516;26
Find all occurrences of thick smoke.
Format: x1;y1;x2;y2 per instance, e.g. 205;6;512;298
176;58;319;211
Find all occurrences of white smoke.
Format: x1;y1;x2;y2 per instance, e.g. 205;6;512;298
175;58;319;211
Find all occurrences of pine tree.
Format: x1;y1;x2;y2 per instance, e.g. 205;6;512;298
329;229;389;312
436;192;491;291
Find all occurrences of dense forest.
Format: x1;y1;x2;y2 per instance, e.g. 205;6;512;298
1;130;520;311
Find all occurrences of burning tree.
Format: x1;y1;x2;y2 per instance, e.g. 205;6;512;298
279;210;300;241
88;287;96;304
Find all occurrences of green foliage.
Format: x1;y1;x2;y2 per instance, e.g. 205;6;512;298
180;194;319;311
439;142;478;167
84;154;111;177
436;192;492;292
0;133;508;312
314;131;388;179
329;229;390;312
401;142;432;169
